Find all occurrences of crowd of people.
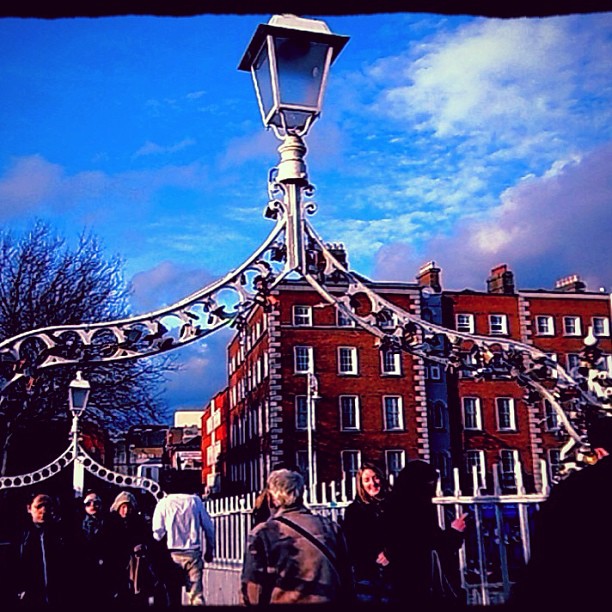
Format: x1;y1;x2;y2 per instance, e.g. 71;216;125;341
7;480;215;607
11;425;609;609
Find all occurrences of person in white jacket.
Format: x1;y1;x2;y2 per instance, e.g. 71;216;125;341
152;481;215;606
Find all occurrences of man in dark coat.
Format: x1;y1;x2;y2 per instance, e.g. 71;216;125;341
13;492;72;606
510;413;612;608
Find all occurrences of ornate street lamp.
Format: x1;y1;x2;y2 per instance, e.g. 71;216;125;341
239;13;348;140
239;14;349;274
68;370;90;419
68;370;90;497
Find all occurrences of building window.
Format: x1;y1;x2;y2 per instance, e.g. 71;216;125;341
338;347;358;375
544;400;559;431
339;395;360;431
385;450;405;481
383;396;404;431
496;397;517;431
592;317;610;337
456;313;475;333
548;449;561;483
295;395;315;431
567;353;581;372
563;316;581;336
292;305;312;327
378;309;397;330
295;396;308;430
489;314;508;335
466;450;486;489
499;449;519;492
337;307;355;327
430;400;446;430
294;346;313;373
463;397;482;430
431;452;451;480
429;364;441;380
295;450;316;482
536;315;555;336
341;450;362;481
381;350;401;375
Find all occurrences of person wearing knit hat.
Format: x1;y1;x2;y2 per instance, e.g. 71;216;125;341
106;490;157;604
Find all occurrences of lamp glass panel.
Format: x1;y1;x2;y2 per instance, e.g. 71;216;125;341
274;37;329;110
70;387;89;412
253;44;275;123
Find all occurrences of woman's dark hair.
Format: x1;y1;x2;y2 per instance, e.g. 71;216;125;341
393;460;439;502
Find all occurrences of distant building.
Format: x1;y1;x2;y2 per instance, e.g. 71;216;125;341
174;409;204;428
112;424;168;477
201;250;611;497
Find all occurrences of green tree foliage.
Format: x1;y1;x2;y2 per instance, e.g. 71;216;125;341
0;221;174;475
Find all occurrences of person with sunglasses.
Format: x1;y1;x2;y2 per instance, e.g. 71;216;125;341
74;490;112;603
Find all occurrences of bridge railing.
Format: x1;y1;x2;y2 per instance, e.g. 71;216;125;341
203;461;550;606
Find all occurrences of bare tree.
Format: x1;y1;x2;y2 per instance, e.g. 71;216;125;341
0;220;175;475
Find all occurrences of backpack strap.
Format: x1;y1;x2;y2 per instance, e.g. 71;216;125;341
273;515;340;578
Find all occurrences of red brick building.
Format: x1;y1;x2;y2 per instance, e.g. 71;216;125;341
202;256;611;497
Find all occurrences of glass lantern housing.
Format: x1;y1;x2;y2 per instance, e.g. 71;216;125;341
239;15;349;138
68;370;90;417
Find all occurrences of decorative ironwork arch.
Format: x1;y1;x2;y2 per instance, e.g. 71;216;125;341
1;21;610;492
0;441;163;499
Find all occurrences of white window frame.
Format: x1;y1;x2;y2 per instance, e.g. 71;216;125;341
337;307;355;328
385;449;406;481
294;345;313;374
499;449;520;488
341;450;362;481
295;449;317;480
536;315;555;336
431;451;451;480
295;395;313;431
463;397;482;430
489;314;508;335
338;346;358;375
429;364;441;380
339;395;360;431
292;305;313;327
379;309;397;330
544;400;559;431
456;313;475;333
381;350;401;375
466;450;486;489
592;317;610;337
496;397;517;431
383;395;405;431
566;353;580;372
548;448;561;483
563;316;581;336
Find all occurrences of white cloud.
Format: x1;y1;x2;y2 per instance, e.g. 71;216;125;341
373;143;612;291
375;15;612;154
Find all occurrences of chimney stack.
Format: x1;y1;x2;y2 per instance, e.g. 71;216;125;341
555;274;586;293
416;261;442;293
487;264;515;294
326;242;348;269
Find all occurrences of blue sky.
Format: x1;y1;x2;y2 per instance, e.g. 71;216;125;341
0;13;610;415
